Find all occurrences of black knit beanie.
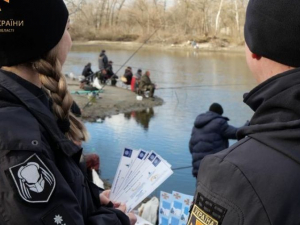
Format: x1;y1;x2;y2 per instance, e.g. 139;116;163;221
209;103;223;115
0;0;69;67
244;0;300;67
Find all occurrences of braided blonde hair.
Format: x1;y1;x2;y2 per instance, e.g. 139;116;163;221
32;48;89;142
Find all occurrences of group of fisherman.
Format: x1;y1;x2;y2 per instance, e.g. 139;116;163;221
81;50;156;99
81;50;118;88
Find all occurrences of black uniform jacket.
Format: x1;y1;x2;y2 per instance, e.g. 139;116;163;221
193;68;300;225
0;70;130;225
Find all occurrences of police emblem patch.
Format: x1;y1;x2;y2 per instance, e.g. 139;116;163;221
187;204;218;225
9;154;56;203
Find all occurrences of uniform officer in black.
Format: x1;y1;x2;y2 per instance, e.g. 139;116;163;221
0;0;136;224
190;0;300;224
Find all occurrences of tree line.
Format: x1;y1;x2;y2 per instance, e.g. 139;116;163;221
66;0;249;46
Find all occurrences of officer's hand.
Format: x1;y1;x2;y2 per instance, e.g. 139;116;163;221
127;212;137;225
100;190;122;208
99;190;111;205
116;203;126;212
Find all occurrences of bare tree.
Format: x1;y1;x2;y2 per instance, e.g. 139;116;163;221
115;0;126;26
234;0;240;34
69;0;248;44
215;0;224;35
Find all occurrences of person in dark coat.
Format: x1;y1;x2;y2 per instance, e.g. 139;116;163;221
139;71;155;99
95;69;108;84
106;61;114;78
189;103;241;177
106;61;118;86
190;0;300;224
98;50;108;70
0;0;136;224
82;62;93;78
81;62;94;83
123;67;133;85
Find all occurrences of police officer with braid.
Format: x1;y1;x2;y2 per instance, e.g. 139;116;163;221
189;0;300;224
0;0;136;224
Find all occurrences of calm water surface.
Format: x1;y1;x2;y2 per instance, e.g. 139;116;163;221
63;45;256;196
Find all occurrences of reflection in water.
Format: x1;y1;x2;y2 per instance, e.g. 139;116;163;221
124;108;155;131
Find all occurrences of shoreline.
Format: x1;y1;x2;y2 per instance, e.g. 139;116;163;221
72;40;245;54
67;78;163;121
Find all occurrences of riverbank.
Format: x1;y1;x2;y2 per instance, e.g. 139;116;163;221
72;40;245;54
67;78;163;121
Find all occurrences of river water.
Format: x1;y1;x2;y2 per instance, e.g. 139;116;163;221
63;44;256;196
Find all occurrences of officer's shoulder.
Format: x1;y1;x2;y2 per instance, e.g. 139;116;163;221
207;137;266;162
203;136;288;173
0;105;39;126
0;106;42;151
198;137;268;189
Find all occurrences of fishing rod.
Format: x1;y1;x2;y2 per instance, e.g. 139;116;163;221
156;83;256;90
172;165;192;170
82;28;160;109
116;28;159;75
99;28;160;91
112;63;180;76
82;82;254;109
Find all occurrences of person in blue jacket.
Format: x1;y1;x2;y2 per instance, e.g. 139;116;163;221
189;103;242;177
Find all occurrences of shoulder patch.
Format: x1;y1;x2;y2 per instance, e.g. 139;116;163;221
187;204;218;225
187;192;227;225
9;154;56;203
42;205;76;225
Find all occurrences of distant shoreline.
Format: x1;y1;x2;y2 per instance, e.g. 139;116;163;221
72;40;245;54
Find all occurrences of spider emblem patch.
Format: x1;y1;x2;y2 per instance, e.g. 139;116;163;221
9;154;56;203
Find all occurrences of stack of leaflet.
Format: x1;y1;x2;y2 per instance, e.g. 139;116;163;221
109;148;173;212
159;191;193;225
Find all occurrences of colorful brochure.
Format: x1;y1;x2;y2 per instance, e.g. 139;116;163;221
159;191;193;225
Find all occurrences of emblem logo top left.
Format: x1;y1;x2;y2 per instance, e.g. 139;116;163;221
9;154;56;203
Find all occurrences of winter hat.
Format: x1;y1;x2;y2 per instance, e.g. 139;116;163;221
0;0;69;67
209;103;223;115
244;0;300;67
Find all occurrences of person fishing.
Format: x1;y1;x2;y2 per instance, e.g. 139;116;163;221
122;67;133;85
82;62;94;78
189;103;244;178
106;61;118;86
139;71;156;100
0;0;136;224
98;50;108;71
